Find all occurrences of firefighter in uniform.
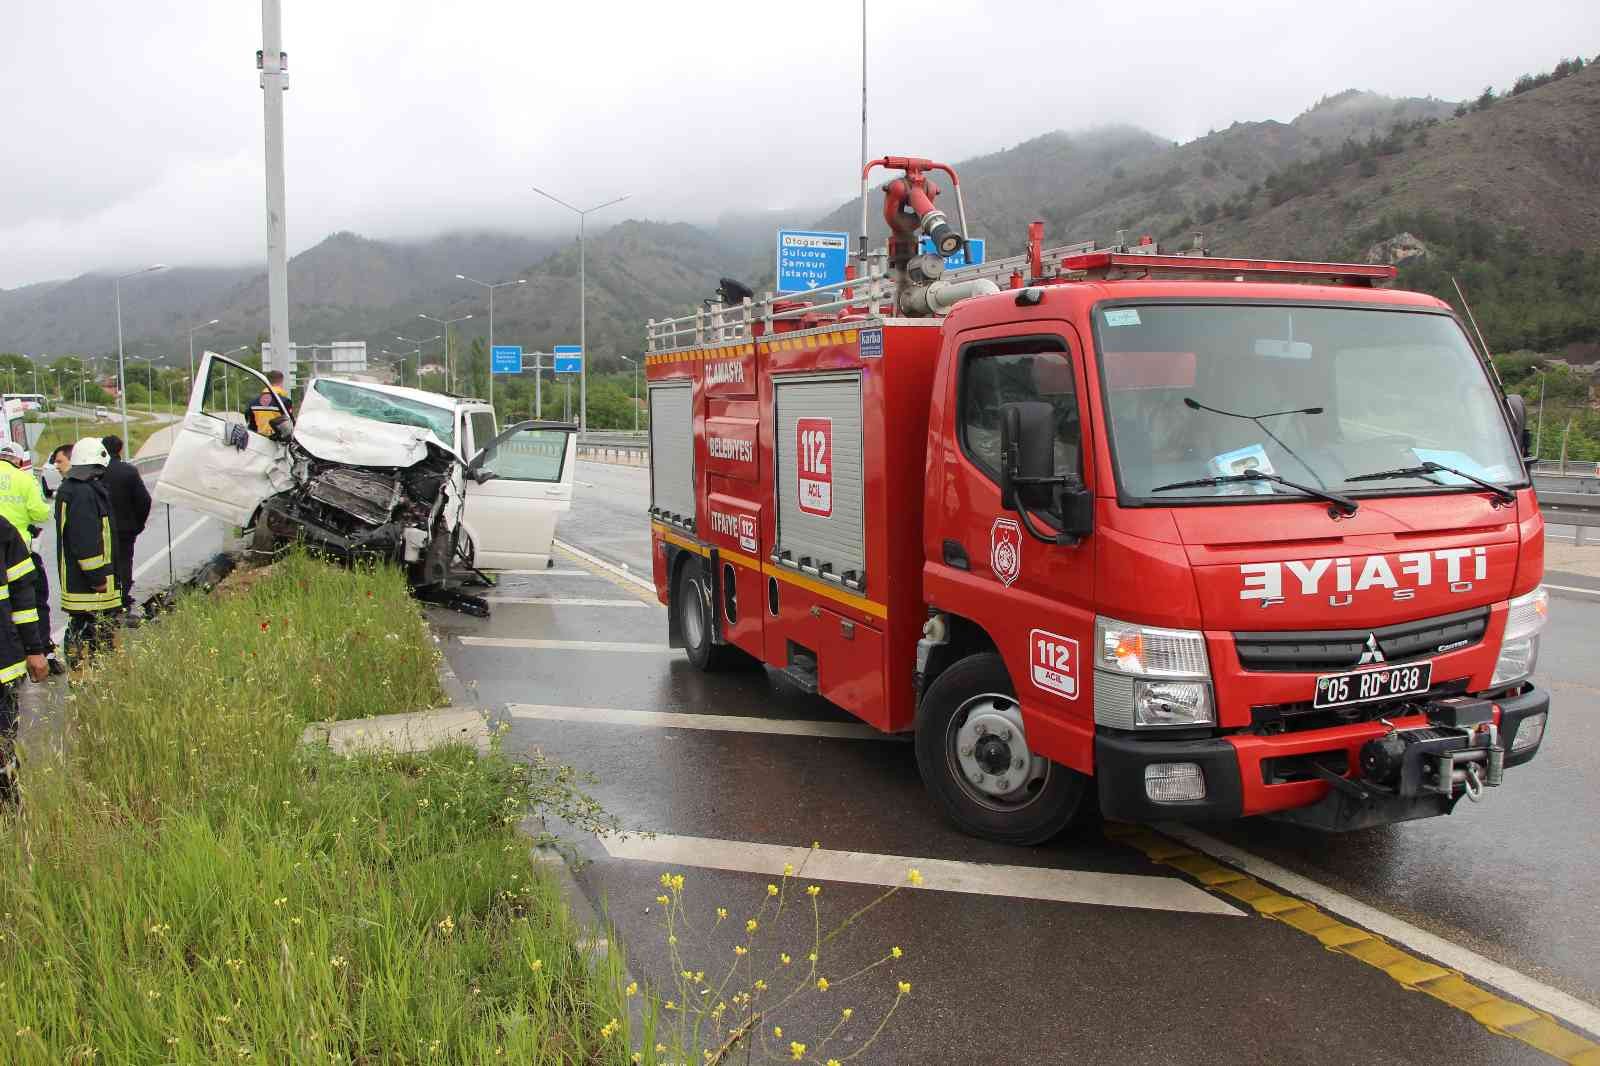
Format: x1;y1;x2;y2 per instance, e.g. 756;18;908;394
54;438;122;666
0;443;62;675
246;370;293;436
0;506;50;804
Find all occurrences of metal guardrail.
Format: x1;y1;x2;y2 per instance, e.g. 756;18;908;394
577;442;648;467
1537;489;1600;546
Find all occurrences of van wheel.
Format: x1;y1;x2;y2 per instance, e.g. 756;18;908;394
915;652;1086;845
676;557;738;671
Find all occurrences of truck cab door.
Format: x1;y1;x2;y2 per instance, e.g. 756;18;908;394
460;420;577;570
926;322;1099;772
154;353;294;526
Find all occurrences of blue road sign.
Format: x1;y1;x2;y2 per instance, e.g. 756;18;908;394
553;344;583;374
491;344;523;374
919;236;986;270
776;229;850;294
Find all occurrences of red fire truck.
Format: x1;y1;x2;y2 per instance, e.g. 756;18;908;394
643;156;1549;844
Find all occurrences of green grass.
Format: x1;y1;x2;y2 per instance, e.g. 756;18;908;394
0;554;640;1063
30;411;168;464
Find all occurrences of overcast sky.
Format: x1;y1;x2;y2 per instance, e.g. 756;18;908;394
2;1;1592;289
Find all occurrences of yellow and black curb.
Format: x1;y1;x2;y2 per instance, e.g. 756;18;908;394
1105;822;1600;1064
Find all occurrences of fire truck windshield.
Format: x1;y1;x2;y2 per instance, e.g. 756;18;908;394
1095;304;1524;502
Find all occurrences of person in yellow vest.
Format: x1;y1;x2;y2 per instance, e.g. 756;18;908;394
0;443;62;675
246;370;294;436
0;510;48;804
54;438;121;667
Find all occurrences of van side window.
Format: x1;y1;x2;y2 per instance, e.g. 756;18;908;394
960;338;1081;490
468;410;498;459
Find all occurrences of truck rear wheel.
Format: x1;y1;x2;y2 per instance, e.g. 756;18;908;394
915;652;1086;845
676;557;740;672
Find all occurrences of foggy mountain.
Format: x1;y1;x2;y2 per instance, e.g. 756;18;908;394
4;63;1597;372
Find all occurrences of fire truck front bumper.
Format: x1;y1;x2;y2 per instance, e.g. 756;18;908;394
1096;687;1550;830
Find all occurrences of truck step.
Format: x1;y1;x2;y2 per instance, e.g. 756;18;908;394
783;644;820;694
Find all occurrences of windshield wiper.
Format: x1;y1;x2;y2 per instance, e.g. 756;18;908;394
1345;461;1516;504
1182;397;1328;486
1151;469;1358;516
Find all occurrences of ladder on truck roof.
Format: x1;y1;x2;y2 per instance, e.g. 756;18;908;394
644;239;1398;353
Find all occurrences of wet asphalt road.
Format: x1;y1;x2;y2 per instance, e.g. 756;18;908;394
427;460;1600;1064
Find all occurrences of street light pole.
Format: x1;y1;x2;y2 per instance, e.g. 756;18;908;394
114;263;166;448
619;354;639;431
185;318;220;389
396;334;440;389
417;313;472;394
455;274;525;411
530;186;630;434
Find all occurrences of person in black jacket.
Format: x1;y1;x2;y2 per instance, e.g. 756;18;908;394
0;514;50;804
55;438;121;666
100;435;151;619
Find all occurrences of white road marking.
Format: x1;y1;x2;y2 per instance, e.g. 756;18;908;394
1159;825;1600;1036
462;637;673;654
493;569;593;577
134;514;212;580
507;703;903;741
487;596;648;608
554;538;655;592
1543;582;1600;598
602;832;1241;917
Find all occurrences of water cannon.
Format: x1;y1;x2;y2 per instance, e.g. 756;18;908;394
860;156;970;272
861;157;994;317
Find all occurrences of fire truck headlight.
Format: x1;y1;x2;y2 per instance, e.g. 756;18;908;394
1095;617;1211;679
1492;588;1548;687
1133;680;1215;727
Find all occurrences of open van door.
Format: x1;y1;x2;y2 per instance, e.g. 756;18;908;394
155;353;294;526
460;421;577;570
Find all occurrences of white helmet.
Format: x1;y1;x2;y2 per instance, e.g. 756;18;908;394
69;437;111;467
0;442;28;467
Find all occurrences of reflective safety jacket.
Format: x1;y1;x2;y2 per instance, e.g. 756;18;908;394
55;474;120;614
0;518;46;682
0;464;51;543
247;385;293;435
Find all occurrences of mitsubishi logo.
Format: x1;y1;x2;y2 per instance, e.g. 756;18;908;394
1358;634;1386;665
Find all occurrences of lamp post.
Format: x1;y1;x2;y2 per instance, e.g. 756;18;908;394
396;334;439;389
619;354;640;431
114;263;167;444
1534;370;1547;460
455;274;524;411
417;313;472;394
184;318;220;389
530;186;630;433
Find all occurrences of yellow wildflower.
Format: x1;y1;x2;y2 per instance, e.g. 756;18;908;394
717;907;729;920
783;863;795;876
746;919;759;933
780;953;792;966
898;980;912;995
734;945;748;956
656;895;670;906
789;1042;807;1060
806;885;821;897
841;1008;853;1020
529;959;543;972
436;915;455;935
907;868;924;886
816;977;829;991
772;1026;782;1038
754;979;768;991
767;884;778;897
625;981;638;997
891;945;903;959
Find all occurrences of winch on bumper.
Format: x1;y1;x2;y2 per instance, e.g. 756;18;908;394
1096;687;1549;830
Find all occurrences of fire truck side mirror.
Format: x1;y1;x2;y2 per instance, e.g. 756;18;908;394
1000;401;1058;512
1505;394;1533;460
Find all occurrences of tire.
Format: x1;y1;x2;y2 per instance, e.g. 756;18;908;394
675;557;739;672
914;652;1087;845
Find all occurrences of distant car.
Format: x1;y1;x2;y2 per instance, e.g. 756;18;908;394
93;405;110;422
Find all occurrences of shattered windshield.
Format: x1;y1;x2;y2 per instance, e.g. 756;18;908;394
311;379;455;449
1094;304;1524;502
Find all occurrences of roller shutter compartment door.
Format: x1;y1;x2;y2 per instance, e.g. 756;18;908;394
774;374;866;585
649;383;695;523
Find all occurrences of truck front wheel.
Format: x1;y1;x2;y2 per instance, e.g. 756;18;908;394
915;652;1087;845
